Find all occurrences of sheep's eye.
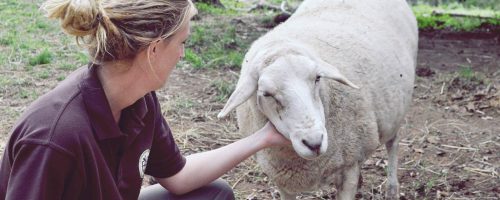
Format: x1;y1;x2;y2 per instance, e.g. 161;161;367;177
263;92;272;97
315;75;321;84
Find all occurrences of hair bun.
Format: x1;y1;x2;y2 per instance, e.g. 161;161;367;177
42;0;100;36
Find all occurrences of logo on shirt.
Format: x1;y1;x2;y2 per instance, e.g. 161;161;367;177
139;149;150;178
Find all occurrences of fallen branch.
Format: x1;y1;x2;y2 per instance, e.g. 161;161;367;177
441;144;478;151
464;167;498;177
432;10;497;20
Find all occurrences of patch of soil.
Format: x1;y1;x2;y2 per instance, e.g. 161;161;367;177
419;23;500;41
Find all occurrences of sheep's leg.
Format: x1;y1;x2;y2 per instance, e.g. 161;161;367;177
336;162;360;200
385;135;400;200
278;188;296;200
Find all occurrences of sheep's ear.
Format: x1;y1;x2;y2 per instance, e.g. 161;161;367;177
218;75;257;119
318;60;359;89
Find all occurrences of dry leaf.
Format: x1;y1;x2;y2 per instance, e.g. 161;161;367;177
490;97;500;108
436;151;446;156
426;136;440;144
465;102;475;112
450;104;460;112
451;93;464;100
414;148;425;153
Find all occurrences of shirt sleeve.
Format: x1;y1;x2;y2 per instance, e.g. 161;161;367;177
145;94;186;178
5;143;76;200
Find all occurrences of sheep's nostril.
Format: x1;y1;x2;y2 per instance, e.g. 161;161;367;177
302;139;321;155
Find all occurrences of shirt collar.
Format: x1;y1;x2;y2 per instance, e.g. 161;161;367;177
79;63;149;141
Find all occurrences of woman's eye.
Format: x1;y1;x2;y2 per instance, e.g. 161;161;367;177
315;75;321;84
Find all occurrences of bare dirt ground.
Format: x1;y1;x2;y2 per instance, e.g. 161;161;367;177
156;24;500;199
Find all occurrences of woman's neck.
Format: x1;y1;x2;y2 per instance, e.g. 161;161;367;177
97;61;151;123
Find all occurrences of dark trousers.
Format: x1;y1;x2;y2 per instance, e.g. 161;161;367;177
138;179;235;200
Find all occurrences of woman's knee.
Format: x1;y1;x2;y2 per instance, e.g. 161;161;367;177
200;179;235;200
138;179;234;200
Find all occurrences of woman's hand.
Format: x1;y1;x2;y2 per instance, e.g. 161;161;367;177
256;122;291;148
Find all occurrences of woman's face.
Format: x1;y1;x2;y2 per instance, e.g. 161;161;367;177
149;21;191;89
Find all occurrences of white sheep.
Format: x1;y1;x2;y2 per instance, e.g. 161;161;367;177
218;0;418;199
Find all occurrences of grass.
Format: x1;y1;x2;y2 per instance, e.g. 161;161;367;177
456;65;490;85
184;49;204;69
174;97;196;109
414;0;500;10
211;79;235;102
412;3;500;31
29;49;52;66
36;69;51;79
195;2;237;16
458;66;475;80
0;0;91;105
183;20;251;70
18;88;38;99
57;75;65;81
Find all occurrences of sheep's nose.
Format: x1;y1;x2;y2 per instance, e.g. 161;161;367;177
302;139;321;155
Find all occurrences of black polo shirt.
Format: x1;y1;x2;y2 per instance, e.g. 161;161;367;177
0;64;186;200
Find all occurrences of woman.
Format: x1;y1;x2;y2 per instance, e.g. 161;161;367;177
0;0;289;199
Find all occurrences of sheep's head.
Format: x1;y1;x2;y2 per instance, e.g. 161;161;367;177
218;46;358;160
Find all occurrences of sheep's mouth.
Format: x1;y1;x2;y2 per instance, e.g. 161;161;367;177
290;135;328;160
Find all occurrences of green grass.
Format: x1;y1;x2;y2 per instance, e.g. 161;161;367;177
36;69;51;79
57;75;65;81
415;0;500;10
458;66;475;80
457;65;489;84
195;2;237;15
183;21;251;70
185;49;204;69
174;97;196;109
211;79;235;102
412;3;500;31
0;0;90;68
29;49;53;66
0;0;90;103
18;88;38;99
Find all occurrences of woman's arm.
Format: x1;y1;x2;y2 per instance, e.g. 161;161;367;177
155;122;289;195
3;143;77;200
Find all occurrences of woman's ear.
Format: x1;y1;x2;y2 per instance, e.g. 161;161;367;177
153;40;162;54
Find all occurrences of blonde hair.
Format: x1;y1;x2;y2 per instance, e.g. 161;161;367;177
42;0;197;63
